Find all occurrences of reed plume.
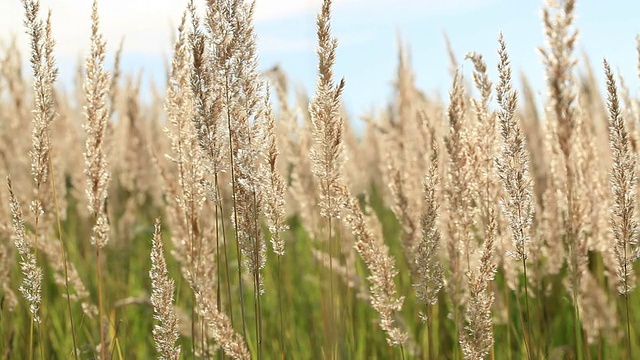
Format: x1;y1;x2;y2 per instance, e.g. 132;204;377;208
23;0;58;201
604;60;638;357
191;283;251;360
83;0;111;249
341;185;409;346
150;218;181;360
443;69;471;328
604;60;640;295
309;0;346;221
414;137;444;308
7;177;42;323
495;34;535;265
309;0;346;355
604;61;640;295
82;2;111;358
495;33;536;359
262;88;288;256
164;8;208;291
540;11;588;350
540;0;578;160
414;135;444;359
460;212;496;360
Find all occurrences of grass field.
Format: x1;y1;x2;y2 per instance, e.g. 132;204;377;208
1;0;640;359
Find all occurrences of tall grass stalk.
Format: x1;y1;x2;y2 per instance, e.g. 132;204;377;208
20;0;58;358
7;177;42;360
48;153;79;360
263;87;288;358
149;218;181;360
414;135;443;360
309;0;345;356
82;1;112;357
604;59;638;359
495;33;536;360
225;78;248;339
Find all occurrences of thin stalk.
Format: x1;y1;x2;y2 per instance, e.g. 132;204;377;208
190;153;205;356
212;186;222;359
201;318;206;358
253;271;262;360
37;322;43;359
225;77;247;340
277;255;285;359
451;225;461;360
514;169;533;360
513;289;528;360
29;316;34;360
216;183;234;325
194;169;209;356
504;281;512;360
189;213;196;355
624;289;632;357
327;213;335;360
30;181;42;360
321;84;336;358
216;206;221;315
453;300;460;360
598;336;603;360
521;258;533;360
315;242;330;358
337;224;347;356
571;287;582;360
108;318;122;360
191;288;196;355
343;225;355;355
173;102;196;358
623;224;633;358
49;154;79;360
96;243;105;360
565;170;584;360
426;304;434;360
251;191;263;360
213;180;221;359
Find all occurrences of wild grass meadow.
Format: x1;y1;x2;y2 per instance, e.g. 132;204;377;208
1;0;640;358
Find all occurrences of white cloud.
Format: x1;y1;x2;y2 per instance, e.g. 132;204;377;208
0;1;308;59
1;0;184;59
0;0;495;62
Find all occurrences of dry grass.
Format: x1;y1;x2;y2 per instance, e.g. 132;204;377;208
2;0;640;359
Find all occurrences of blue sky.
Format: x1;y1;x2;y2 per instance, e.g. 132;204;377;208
1;0;639;118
